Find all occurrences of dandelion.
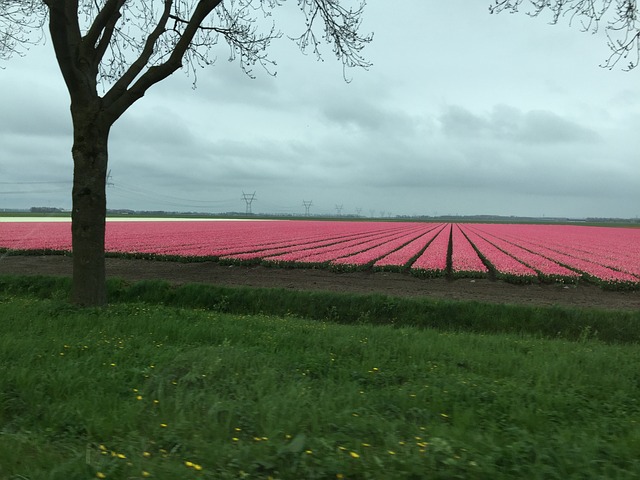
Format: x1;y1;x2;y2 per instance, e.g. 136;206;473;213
185;461;203;471
349;451;360;459
160;423;168;428
116;453;126;459
361;443;371;447
232;437;239;442
305;449;313;455
136;395;143;401
388;450;396;455
96;473;106;479
141;472;151;478
143;451;151;458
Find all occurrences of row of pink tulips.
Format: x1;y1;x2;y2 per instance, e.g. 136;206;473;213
331;225;434;268
1;220;638;287
450;225;488;276
459;226;538;281
410;225;451;275
264;225;428;265
462;224;580;282
469;224;639;285
373;224;444;269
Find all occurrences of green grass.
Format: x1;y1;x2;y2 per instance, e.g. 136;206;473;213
1;287;640;479
2;274;639;344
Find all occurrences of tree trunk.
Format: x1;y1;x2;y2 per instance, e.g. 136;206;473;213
70;106;111;306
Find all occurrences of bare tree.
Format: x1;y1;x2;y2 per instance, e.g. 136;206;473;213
0;0;372;306
490;0;640;70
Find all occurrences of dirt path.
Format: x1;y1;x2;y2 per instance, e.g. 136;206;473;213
1;255;639;311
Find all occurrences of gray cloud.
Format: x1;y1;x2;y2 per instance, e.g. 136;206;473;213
439;105;598;144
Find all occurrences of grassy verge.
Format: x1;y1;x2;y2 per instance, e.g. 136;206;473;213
1;291;640;479
1;275;639;344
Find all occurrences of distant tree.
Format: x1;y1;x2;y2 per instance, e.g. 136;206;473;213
0;0;372;306
490;0;640;70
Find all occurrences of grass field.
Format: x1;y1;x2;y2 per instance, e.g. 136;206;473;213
1;278;640;479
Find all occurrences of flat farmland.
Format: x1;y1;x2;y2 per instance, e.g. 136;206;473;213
1;219;639;292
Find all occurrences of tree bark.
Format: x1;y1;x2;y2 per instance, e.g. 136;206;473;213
70;104;111;306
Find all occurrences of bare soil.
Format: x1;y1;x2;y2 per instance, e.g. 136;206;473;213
1;255;639;311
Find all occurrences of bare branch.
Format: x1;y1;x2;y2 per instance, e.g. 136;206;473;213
83;0;125;48
489;0;640;70
103;0;176;108
0;0;47;62
291;0;373;80
105;0;225;120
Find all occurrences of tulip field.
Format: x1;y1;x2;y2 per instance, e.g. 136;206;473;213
1;219;639;289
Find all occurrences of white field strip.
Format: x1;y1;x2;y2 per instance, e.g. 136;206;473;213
0;217;274;222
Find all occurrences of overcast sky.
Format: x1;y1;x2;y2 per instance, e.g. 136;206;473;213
1;1;639;218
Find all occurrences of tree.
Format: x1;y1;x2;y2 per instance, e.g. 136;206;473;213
490;0;640;70
0;0;372;306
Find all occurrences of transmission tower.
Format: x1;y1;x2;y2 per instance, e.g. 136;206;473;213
303;200;313;216
355;207;362;217
242;191;257;214
335;204;343;216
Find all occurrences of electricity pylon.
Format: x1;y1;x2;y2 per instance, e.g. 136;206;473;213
303;200;313;216
242;191;256;214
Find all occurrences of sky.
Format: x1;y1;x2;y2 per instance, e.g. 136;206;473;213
1;1;639;219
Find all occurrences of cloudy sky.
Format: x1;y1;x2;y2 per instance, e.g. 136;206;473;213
1;1;639;218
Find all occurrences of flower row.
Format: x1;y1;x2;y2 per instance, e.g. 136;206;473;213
0;219;638;288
